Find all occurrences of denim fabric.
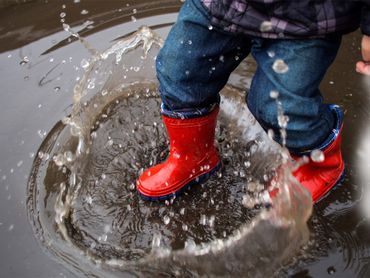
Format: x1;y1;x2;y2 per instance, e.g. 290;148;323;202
157;0;342;153
247;36;342;153
299;104;343;155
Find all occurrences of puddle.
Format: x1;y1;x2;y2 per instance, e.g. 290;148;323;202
1;1;370;277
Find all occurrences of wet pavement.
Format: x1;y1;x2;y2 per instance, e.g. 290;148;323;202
1;0;370;277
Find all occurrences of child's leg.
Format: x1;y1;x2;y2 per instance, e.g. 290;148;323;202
137;0;252;200
247;36;344;202
157;0;251;118
247;36;342;153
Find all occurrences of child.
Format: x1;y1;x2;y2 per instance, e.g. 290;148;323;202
136;0;370;202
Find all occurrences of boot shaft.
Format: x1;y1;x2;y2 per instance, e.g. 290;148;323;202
291;105;344;202
162;107;219;157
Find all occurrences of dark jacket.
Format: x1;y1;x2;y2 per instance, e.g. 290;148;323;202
200;0;370;38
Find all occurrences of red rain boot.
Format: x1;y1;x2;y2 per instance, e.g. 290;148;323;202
137;107;221;201
292;105;345;203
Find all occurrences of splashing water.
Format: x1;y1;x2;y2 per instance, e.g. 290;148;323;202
272;59;289;74
27;26;312;277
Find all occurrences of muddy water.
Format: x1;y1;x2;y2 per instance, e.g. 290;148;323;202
0;1;370;278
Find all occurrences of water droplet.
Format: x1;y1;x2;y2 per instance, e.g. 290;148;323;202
133;66;140;72
62;23;71;33
37;130;47;138
182;224;188;231
84;195;92;204
87;80;95;90
310;149;325;162
242;195;256;208
200;214;207;225
235;56;240;61
327;266;336;275
278;114;289;128
267;51;275;58
20;56;29;66
64;151;74;162
80;9;89;15
24;76;29;80
208;215;215;228
53;154;64;166
131;16;137;22
8;224;14;231
272;59;289;74
260;21;272;32
81;59;90;70
132;8;137;14
17;161;23;167
329;81;334;85
129;183;135;190
345;93;353;99
208;25;213;30
163;215;170;225
54;86;61;92
188;40;192;45
185;70;190;75
60;12;66;18
270;90;279;99
152;233;162;249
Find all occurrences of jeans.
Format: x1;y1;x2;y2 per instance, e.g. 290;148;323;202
156;0;342;154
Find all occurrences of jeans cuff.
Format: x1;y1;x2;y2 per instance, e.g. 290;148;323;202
293;104;343;155
161;103;218;119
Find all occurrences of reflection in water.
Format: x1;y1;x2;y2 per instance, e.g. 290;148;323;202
27;27;312;277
